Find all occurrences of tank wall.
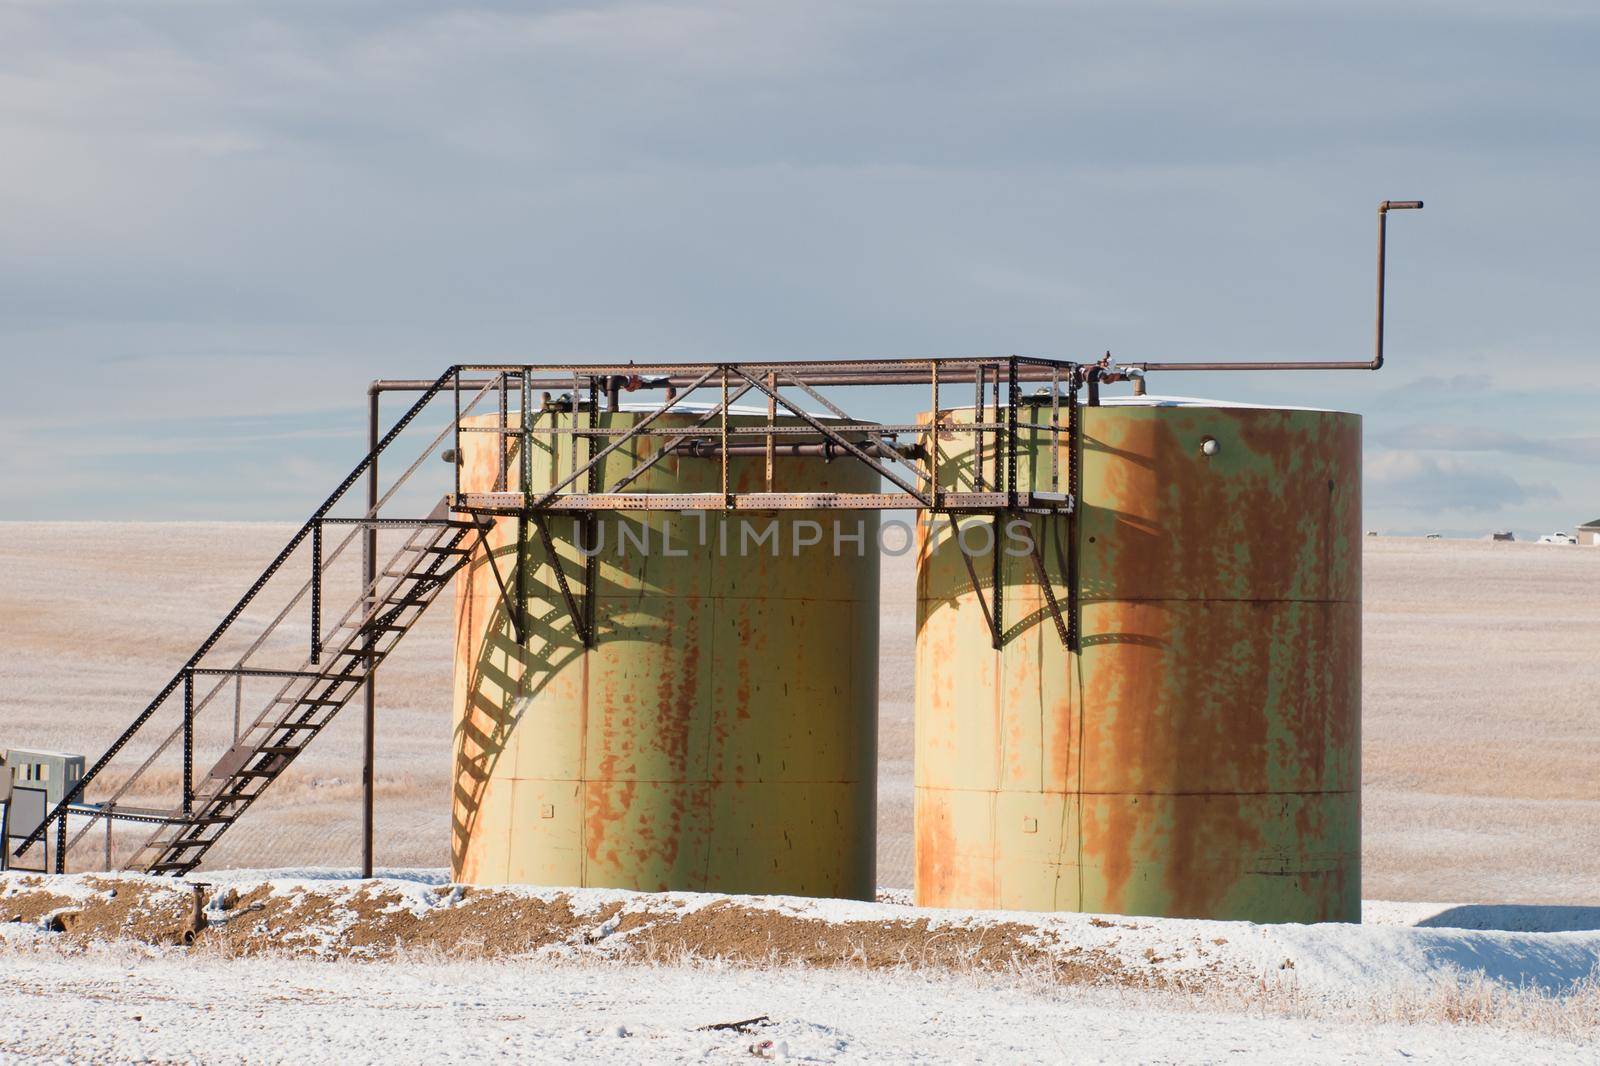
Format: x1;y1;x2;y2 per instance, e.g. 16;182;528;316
452;409;880;897
914;403;1361;922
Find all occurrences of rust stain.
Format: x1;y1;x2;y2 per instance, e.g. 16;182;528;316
452;410;878;897
915;404;1361;923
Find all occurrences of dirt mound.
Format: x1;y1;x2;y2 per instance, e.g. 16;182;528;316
2;873;1199;991
2;874;204;944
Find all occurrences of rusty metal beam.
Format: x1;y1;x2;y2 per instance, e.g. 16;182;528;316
455;490;1072;513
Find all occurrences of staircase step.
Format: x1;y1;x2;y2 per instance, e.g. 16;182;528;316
120;498;464;874
165;838;213;850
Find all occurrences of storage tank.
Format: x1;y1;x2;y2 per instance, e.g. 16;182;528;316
451;404;879;898
915;397;1360;923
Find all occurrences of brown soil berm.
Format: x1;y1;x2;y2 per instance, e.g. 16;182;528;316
2;875;1194;991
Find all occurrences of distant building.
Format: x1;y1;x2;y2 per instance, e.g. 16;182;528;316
1490;531;1514;542
1579;519;1600;547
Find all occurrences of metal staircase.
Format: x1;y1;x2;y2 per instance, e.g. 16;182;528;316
11;358;1083;877
129;504;473;875
9;367;504;876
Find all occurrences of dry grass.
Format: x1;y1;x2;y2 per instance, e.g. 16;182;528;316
2;524;1598;903
5;872;1596;1039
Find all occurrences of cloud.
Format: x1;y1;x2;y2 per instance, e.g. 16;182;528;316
1373;423;1600;464
1366;451;1558;514
1;3;1599;521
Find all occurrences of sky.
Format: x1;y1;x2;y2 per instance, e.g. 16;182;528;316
2;1;1597;535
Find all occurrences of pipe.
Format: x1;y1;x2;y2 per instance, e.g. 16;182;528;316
370;366;1083;393
1127;200;1423;374
1374;199;1424;371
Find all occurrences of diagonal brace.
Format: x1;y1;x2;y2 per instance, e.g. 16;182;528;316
470;516;526;643
534;518;591;646
731;368;933;506
948;516;1001;650
1024;530;1072;649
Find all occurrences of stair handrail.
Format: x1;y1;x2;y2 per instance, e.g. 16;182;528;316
63;375;499;855
14;365;466;862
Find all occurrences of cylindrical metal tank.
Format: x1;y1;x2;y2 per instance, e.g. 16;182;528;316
451;405;879;898
914;398;1361;922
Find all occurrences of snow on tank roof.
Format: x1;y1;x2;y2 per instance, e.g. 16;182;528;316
940;394;1338;413
1096;394;1336;412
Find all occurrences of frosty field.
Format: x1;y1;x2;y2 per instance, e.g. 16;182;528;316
2;870;1598;1063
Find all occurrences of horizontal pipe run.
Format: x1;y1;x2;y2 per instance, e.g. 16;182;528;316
1122;360;1387;372
371;366;1079;394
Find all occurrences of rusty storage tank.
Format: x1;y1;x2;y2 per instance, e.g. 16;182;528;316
914;397;1360;922
451;404;880;898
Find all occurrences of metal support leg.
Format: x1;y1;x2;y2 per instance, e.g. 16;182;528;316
363;387;379;879
183;670;194;815
310;520;322;665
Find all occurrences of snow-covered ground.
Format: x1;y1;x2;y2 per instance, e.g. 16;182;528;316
3;870;1598;1063
2;938;1593;1065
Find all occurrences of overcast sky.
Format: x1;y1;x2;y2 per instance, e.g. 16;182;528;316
3;2;1596;535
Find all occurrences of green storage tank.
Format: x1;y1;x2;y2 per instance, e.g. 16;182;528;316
914;397;1361;922
451;405;880;898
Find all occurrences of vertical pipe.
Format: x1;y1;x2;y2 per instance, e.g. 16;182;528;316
363;386;379;879
1374;205;1389;371
104;801;113;871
